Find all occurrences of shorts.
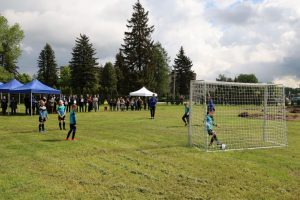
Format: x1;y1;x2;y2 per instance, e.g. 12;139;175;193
58;115;65;121
207;129;214;135
39;117;46;122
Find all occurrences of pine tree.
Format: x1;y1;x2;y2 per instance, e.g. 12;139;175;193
69;34;99;94
114;50;129;96
37;43;58;87
121;0;155;91
173;46;194;96
100;62;117;98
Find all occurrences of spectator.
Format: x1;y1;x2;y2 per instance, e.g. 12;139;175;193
1;96;8;115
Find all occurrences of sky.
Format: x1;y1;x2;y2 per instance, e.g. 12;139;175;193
1;0;300;88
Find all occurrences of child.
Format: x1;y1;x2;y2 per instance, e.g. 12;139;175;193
206;109;221;146
57;100;66;130
182;102;189;126
38;100;48;133
66;104;77;140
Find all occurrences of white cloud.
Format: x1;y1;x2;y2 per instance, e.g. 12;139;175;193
274;76;300;88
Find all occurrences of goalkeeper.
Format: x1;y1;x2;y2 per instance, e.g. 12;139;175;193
206;108;221;146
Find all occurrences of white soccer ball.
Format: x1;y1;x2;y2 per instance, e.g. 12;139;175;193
221;143;226;150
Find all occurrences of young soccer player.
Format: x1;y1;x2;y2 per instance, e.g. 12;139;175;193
206;109;221;146
66;104;77;140
57;100;66;130
182;102;189;126
38;100;48;133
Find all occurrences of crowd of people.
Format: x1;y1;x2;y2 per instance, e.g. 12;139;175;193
0;94;156;115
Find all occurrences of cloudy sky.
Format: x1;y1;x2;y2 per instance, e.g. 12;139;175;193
1;0;300;87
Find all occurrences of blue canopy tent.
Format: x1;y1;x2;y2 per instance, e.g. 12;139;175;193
11;79;61;116
0;82;3;85
0;79;24;106
0;79;23;93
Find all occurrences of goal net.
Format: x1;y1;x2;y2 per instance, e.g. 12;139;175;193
188;80;288;151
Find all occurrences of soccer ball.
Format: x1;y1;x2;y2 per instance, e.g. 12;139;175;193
221;143;226;150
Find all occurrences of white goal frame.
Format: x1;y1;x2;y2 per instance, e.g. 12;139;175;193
188;80;288;151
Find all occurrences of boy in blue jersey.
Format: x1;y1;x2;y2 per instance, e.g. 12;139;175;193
57;100;66;130
206;109;221;146
38;100;48;133
182;102;189;126
66;104;77;140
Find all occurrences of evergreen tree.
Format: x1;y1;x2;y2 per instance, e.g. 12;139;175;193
173;46;194;96
100;62;117;98
121;0;155;92
0;15;24;75
114;50;128;95
151;42;170;96
69;34;99;94
37;43;58;87
59;66;72;95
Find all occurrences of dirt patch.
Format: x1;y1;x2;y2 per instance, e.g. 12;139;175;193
287;106;300;113
238;111;300;121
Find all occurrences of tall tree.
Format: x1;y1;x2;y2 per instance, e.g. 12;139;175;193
121;0;155;92
114;50;129;95
59;66;72;95
100;62;117;98
173;46;194;96
151;42;170;96
70;34;99;94
0;15;24;75
37;43;58;87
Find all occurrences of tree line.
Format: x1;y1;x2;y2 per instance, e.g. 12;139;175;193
0;1;195;98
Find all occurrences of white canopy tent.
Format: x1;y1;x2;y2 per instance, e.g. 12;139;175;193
129;87;157;97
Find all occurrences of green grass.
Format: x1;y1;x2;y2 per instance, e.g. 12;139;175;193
0;105;299;199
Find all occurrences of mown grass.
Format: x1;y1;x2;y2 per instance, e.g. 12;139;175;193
0;105;299;199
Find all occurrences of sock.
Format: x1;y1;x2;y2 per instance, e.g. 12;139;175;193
210;137;214;145
39;124;42;132
63;122;65;129
59;122;62;130
42;124;45;131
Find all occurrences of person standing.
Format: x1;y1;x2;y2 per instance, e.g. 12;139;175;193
93;95;98;112
79;95;84;112
1;96;8;115
182;103;190;126
38;100;48;133
149;94;157;119
24;96;30;115
66;104;77;140
57;100;66;130
10;97;17;115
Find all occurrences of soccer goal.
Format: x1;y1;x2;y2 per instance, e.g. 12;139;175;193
188;80;288;151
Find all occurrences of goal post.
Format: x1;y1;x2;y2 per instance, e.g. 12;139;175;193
188;80;288;151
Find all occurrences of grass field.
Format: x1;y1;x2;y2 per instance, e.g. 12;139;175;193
0;105;299;199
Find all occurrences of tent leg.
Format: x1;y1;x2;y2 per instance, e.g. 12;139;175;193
8;93;10;115
30;92;32;116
